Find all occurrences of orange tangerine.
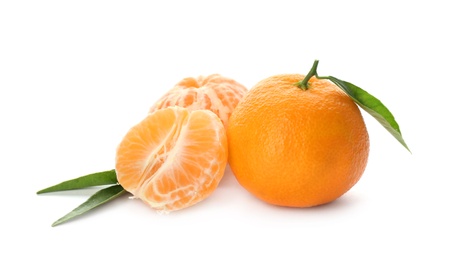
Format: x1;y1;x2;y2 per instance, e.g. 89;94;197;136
115;106;228;212
227;74;370;207
149;74;247;127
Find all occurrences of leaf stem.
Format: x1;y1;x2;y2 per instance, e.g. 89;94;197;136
296;60;320;90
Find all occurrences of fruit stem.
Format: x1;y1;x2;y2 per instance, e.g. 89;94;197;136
296;60;320;90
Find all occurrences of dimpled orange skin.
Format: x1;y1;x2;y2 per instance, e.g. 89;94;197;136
227;75;370;207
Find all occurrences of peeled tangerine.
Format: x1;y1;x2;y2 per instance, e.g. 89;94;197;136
115;107;228;213
149;74;247;128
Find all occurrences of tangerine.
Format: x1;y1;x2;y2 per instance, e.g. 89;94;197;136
227;74;370;207
149;74;247;127
115;106;228;212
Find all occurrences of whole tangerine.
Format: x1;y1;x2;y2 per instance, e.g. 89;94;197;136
227;73;370;207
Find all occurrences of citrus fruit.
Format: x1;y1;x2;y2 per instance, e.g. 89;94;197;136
227;74;370;207
149;74;247;127
115;106;228;212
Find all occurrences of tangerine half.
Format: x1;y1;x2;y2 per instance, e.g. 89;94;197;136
115;106;228;212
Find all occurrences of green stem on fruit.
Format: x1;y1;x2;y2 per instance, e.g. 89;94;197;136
296;60;320;90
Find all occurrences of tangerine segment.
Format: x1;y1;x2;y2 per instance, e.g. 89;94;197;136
115;107;228;212
149;74;247;127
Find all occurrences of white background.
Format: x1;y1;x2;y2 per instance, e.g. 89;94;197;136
1;0;449;259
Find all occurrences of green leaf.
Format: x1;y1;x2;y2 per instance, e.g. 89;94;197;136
300;60;410;152
52;184;126;227
37;169;117;194
325;76;410;152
